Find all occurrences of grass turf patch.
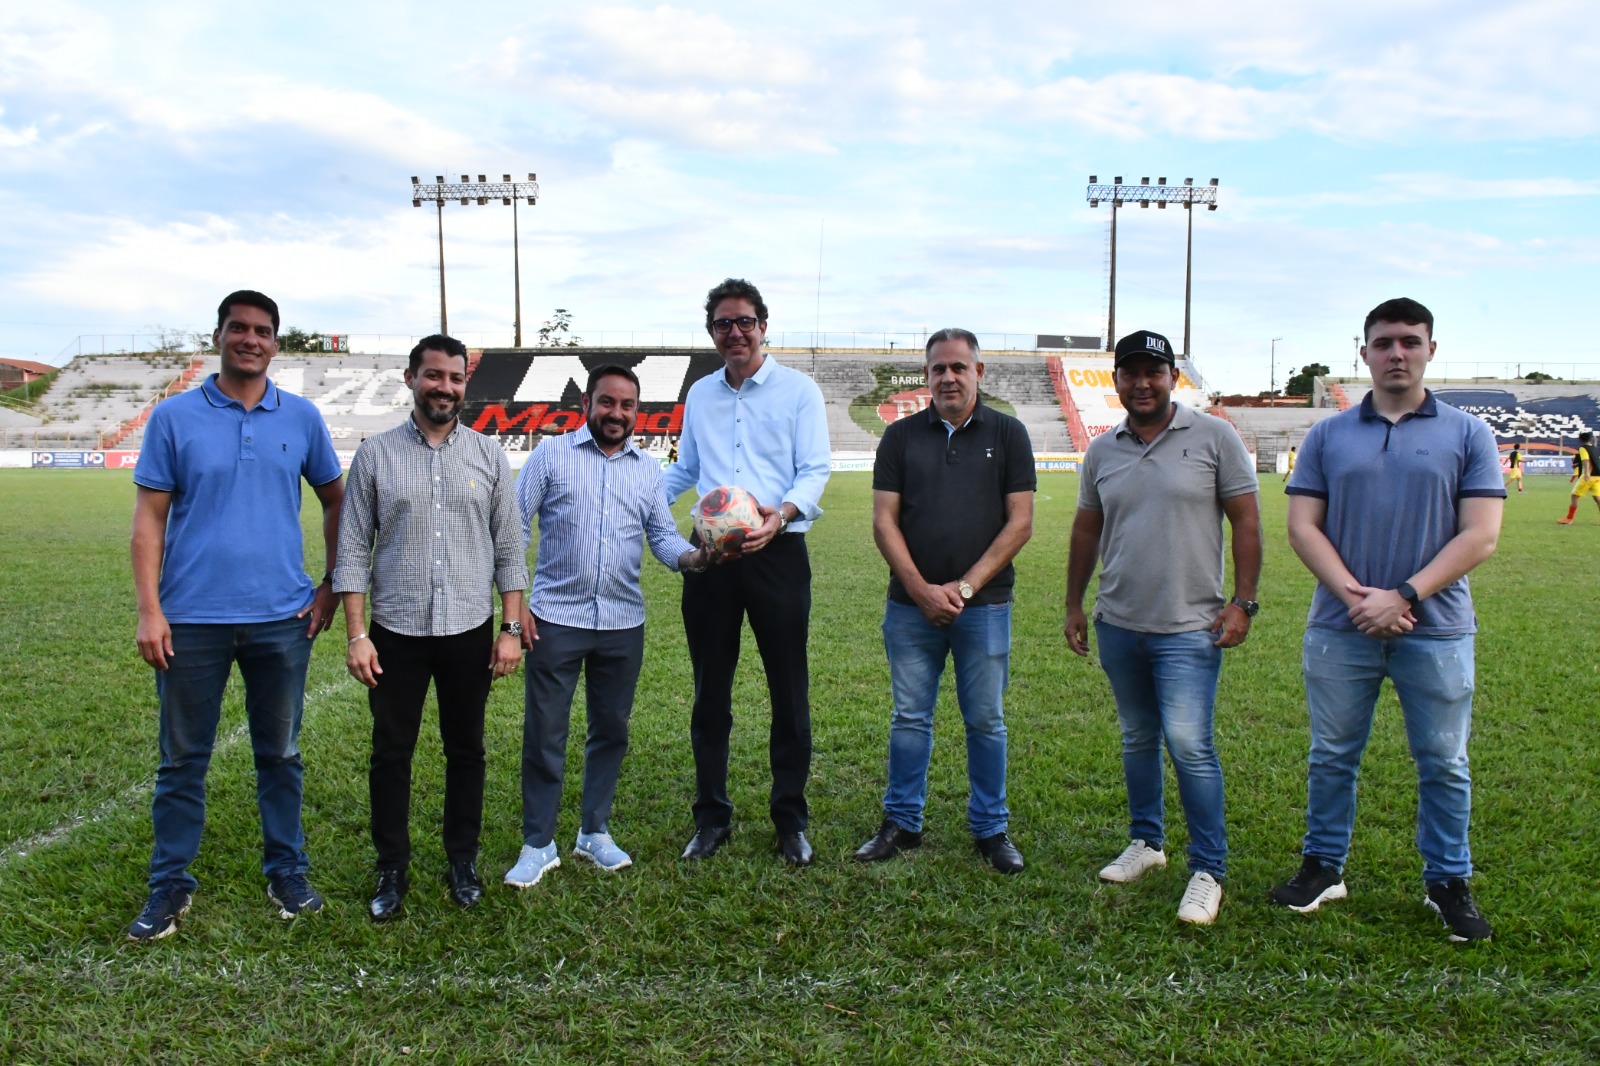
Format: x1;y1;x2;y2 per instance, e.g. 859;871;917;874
0;469;1596;1063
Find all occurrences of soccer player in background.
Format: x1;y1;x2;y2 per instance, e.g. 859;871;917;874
335;335;528;920
1557;430;1599;523
1065;328;1261;925
662;278;831;866
505;364;712;889
1273;297;1504;942
854;328;1035;874
1282;445;1297;483
128;290;344;940
1505;443;1524;494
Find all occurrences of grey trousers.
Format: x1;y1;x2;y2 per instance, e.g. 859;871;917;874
520;619;645;847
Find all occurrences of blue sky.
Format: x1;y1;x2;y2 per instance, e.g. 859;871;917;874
3;1;1597;393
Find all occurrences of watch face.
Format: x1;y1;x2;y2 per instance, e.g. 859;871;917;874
959;582;974;600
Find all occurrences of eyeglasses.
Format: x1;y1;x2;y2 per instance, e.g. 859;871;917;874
710;317;761;335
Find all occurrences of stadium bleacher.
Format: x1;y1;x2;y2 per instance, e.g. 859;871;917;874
26;346;1596;465
1430;387;1598;444
6;354;196;448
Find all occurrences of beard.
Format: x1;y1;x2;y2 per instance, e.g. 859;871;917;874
589;412;632;442
418;394;459;425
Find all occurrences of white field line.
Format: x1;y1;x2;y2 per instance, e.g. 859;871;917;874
0;677;345;870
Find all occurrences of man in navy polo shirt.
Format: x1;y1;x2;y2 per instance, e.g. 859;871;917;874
854;327;1035;873
128;289;344;941
1272;297;1504;942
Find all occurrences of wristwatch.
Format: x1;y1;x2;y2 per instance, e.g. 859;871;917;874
500;620;524;637
1230;596;1260;617
958;580;974;601
1396;582;1421;609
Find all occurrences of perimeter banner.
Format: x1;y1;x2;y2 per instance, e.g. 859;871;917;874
462;349;723;442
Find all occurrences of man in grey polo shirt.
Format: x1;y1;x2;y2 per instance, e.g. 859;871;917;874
1065;329;1261;926
1271;297;1504;942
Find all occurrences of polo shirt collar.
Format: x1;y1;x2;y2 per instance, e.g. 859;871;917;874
923;399;988;430
200;373;281;411
1114;400;1193;440
569;422;641;459
404;412;461;447
1358;388;1437;421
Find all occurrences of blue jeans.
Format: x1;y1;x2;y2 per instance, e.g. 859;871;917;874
148;616;313;891
1095;621;1227;878
1301;627;1475;883
881;599;1011;839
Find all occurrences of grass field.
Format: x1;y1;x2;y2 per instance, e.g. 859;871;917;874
1;468;1597;1064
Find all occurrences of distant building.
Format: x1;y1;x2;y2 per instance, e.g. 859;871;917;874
0;359;54;391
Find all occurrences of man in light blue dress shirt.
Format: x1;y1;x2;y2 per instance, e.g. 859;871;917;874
505;364;713;888
662;278;832;866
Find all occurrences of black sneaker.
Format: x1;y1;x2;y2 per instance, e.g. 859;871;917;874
266;871;325;919
127;885;192;942
1269;855;1347;913
974;832;1024;875
1425;879;1493;942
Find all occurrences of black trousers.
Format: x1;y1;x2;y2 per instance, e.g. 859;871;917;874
367;618;494;870
520;620;644;847
681;532;812;833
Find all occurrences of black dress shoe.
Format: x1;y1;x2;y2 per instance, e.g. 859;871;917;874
778;831;814;866
369;868;408;922
854;818;923;863
681;826;732;860
974;832;1024;874
445;860;484;909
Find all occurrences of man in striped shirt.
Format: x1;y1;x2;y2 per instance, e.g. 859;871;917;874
335;335;529;921
505;364;714;887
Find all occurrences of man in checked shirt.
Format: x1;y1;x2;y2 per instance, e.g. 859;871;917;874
504;363;716;887
334;335;529;921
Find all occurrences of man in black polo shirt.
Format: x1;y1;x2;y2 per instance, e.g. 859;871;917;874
855;328;1036;873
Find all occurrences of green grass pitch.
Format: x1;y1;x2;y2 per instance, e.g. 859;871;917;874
0;469;1596;1063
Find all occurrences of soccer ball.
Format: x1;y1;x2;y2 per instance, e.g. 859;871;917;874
694;485;763;554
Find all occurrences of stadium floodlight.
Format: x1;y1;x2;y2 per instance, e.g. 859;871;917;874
1087;175;1220;357
410;172;541;343
1271;337;1284;396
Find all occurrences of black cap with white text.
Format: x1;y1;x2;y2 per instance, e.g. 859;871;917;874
1113;329;1176;367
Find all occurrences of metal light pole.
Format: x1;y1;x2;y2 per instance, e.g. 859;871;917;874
1087;176;1219;355
411;173;540;342
1271;337;1283;396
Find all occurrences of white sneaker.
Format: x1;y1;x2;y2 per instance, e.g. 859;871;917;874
573;831;633;871
1098;839;1167;883
1178;872;1223;925
504;842;560;888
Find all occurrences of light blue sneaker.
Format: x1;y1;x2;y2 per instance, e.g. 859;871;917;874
573;831;633;871
504;842;560;888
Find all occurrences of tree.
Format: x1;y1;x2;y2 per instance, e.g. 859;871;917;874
1525;370;1555;383
537;309;582;348
1285;362;1331;397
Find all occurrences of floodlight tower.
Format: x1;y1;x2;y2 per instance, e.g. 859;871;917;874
1086;176;1219;355
410;173;540;342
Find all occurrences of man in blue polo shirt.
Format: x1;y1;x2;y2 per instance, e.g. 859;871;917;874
1273;297;1504;942
128;289;344;941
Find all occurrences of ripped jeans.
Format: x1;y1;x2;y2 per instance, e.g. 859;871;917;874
1300;627;1476;884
